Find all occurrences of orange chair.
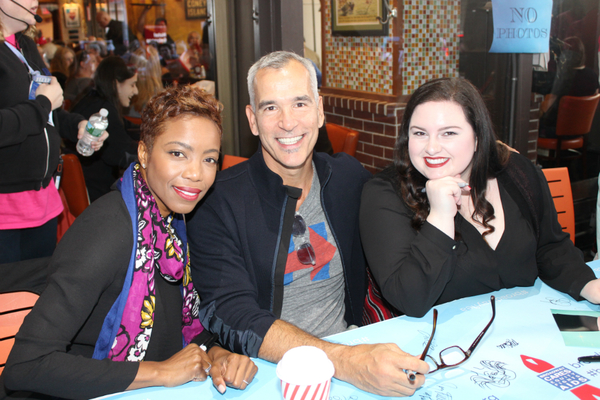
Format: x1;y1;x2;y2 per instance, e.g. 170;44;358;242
221;155;248;170
0;291;39;374
537;93;600;174
326;123;359;157
542;167;575;244
61;154;90;218
123;115;142;125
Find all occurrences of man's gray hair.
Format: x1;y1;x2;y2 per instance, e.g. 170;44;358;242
247;51;319;111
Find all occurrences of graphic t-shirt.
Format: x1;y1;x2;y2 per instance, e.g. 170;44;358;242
280;163;346;337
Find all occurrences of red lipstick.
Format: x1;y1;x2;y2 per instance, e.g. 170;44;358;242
174;186;201;201
424;157;449;168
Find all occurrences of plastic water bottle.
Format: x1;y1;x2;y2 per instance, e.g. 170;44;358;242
76;108;108;156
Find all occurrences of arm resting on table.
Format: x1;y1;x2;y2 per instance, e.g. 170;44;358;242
259;319;429;397
360;177;458;317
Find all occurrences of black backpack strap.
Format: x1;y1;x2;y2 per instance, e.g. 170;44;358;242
272;185;302;318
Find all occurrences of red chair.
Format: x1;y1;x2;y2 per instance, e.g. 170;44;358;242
61;154;90;218
537;93;600;175
325;123;359;157
0;291;39;374
542;167;575;244
221;155;248;170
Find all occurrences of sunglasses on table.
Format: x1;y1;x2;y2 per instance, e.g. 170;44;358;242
420;295;496;374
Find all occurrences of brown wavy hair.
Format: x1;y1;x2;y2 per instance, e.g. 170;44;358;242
392;77;509;240
129;45;163;114
50;46;76;78
140;85;223;152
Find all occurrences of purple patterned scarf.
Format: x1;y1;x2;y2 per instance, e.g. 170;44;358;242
107;164;203;361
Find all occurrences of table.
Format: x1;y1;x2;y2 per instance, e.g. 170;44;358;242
98;260;600;400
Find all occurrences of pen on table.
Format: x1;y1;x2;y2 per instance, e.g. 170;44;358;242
578;355;600;363
404;369;417;382
421;182;470;193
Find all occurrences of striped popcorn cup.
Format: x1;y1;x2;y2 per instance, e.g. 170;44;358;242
276;346;335;400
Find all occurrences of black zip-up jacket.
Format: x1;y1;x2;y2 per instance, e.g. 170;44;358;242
4;190;216;399
187;148;372;357
0;33;83;193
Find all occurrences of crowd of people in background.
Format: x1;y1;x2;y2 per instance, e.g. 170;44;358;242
34;10;211;100
23;13;216;213
0;4;216;269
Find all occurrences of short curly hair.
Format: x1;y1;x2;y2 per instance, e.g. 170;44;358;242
140;85;223;151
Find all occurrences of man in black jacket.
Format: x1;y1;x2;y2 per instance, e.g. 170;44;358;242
96;11;137;56
188;51;429;397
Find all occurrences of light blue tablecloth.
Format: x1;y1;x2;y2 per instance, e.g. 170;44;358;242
97;260;600;399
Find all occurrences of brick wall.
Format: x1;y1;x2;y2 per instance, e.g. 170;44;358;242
323;93;405;174
323;92;543;171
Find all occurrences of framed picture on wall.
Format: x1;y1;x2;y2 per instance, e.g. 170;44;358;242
185;0;207;20
63;4;80;30
331;0;389;36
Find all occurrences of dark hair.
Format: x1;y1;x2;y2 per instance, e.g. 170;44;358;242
68;50;92;79
75;49;89;66
155;17;167;25
94;56;137;118
140;85;223;152
563;36;586;68
393;77;508;238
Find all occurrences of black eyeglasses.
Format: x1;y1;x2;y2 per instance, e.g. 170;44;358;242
292;214;316;266
420;295;496;374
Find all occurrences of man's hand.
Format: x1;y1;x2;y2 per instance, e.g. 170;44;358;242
329;343;429;397
259;320;429;397
77;120;109;151
208;346;258;393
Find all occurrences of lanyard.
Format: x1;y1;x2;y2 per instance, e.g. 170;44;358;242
5;41;35;75
5;41;54;126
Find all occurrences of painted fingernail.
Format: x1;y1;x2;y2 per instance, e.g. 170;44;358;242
218;384;226;393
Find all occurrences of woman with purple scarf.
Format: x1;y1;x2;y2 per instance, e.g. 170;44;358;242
3;86;257;399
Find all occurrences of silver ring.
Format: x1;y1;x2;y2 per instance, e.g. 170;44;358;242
243;379;249;385
204;362;212;375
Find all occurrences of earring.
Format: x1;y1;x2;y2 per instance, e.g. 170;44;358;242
141;163;146;168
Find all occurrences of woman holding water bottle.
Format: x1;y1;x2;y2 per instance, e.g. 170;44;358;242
0;0;108;263
71;56;140;202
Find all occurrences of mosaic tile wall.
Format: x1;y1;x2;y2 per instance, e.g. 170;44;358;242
323;1;395;94
402;0;461;93
323;1;462;96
